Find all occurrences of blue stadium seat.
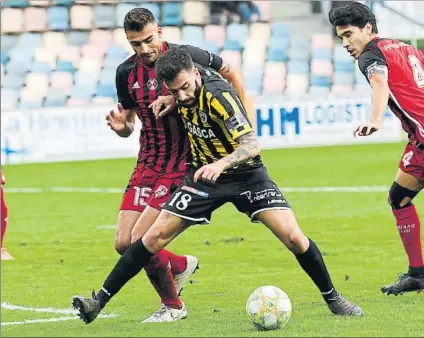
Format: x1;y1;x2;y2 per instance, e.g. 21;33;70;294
5;0;27;8
71;85;94;101
47;6;69;31
243;66;263;92
19;101;43;109
67;31;89;46
287;48;309;62
202;40;220;55
267;36;289;62
271;23;291;38
97;83;116;98
1;89;19;108
94;5;115;29
106;44;127;59
19;33;42;48
162;2;182;26
8;47;33;65
1;50;9;64
31;61;52;75
56;60;75;73
44;89;67;107
99;69;116;85
2;74;25;89
287;60;309;74
7;60;30;75
334;60;355;72
310;75;331;87
103;57;123;70
333;72;354;86
55;0;73;6
139;2;160;20
311;48;333;60
225;24;248;51
1;35;19;52
116;3;138;27
267;47;287;62
182;26;203;46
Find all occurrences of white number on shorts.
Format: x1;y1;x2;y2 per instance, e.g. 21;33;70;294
402;150;414;167
133;187;152;206
168;191;192;210
408;54;424;88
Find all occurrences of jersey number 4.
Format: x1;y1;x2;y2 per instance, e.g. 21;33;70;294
408;54;424;88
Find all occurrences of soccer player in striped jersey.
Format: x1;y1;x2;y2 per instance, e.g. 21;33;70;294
72;48;363;324
101;8;247;322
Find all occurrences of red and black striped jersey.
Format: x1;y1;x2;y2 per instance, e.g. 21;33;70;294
358;38;424;143
116;42;224;173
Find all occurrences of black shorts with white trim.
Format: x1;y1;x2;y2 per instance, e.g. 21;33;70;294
162;166;291;225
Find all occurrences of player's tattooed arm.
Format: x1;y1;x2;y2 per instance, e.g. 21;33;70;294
220;132;261;170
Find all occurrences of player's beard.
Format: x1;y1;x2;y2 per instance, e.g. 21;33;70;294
178;79;202;108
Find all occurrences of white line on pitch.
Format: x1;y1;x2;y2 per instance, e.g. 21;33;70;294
1;314;116;326
1;302;77;314
4;186;390;194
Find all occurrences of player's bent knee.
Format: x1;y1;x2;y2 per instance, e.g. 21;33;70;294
388;182;418;210
287;231;309;254
142;229;166;254
114;238;130;255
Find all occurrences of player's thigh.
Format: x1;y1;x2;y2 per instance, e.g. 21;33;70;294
256;209;308;254
397;143;424;188
130;206;161;244
115;210;142;253
143;211;190;253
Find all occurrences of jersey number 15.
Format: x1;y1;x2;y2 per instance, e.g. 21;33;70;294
408;54;424;88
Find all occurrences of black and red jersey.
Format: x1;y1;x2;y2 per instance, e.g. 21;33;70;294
116;42;224;173
358;38;424;143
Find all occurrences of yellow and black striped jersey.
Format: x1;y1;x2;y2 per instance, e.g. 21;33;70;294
179;66;262;172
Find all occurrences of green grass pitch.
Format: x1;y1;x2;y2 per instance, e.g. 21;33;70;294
1;142;423;337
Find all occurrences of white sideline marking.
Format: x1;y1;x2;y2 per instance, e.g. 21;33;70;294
4;186;389;194
1;302;116;326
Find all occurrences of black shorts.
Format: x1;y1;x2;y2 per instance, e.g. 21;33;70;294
162;166;291;225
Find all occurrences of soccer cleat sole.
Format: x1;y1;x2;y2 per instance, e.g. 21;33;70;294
72;297;90;324
381;286;424;296
177;263;199;297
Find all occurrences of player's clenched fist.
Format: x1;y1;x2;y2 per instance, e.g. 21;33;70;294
194;162;226;183
353;122;380;137
106;103;127;132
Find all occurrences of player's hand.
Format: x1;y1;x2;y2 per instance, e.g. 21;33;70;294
353;122;380;137
149;95;176;119
106;103;127;132
194;162;226;183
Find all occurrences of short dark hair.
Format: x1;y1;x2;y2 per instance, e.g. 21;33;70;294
123;8;156;32
156;47;194;84
329;2;378;34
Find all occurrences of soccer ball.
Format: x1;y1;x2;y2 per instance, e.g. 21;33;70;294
246;286;292;331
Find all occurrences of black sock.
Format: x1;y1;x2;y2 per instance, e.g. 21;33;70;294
295;238;337;303
97;238;153;309
408;266;424;277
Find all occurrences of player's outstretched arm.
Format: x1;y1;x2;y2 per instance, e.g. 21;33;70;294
354;72;389;137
